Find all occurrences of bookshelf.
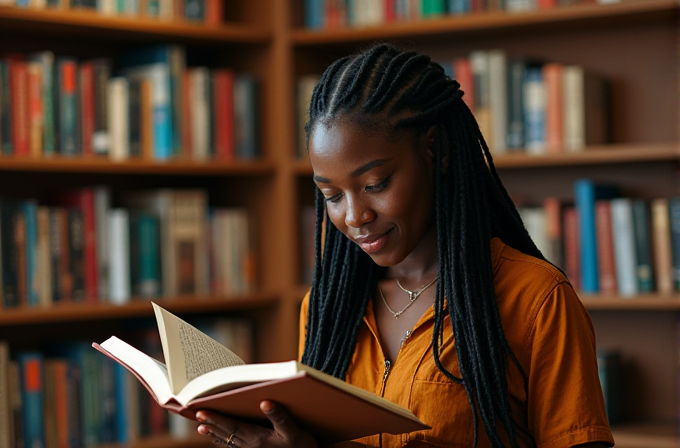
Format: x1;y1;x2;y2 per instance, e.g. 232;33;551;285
1;0;679;447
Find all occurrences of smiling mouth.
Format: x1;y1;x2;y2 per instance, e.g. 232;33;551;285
355;229;392;254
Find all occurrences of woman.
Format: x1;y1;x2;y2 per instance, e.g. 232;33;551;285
195;44;615;448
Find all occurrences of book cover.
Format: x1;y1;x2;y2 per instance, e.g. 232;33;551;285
27;61;43;157
130;212;160;298
668;197;680;291
10;59;30;156
93;303;430;445
631;199;654;293
106;76;129;161
506;59;526;151
108;208;130;304
0;59;12;155
594;200;617;294
56;57;79;156
91;58;112;156
27;51;55;156
79;60;96;156
1;198;21;308
562;65;610;152
610;197;638;297
52;188;98;303
574;179;620;293
542;62;563;153
469;51;492;147
523;63;546;154
17;351;45;448
487;49;507;155
651;198;673;294
234;74;259;160
67;208;86;302
212;68;235;160
22;200;39;307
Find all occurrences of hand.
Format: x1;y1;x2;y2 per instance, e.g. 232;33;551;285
196;400;319;448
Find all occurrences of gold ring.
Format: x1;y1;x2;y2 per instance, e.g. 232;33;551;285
225;432;236;447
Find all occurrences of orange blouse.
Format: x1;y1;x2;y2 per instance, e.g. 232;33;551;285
299;238;615;448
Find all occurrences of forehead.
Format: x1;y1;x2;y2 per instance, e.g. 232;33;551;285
309;121;414;171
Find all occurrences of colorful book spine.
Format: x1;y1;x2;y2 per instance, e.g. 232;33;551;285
594;200;617;294
632;199;654;293
18;351;45;448
651;198;673;294
610;197;638;297
574;179;620;293
23;200;39;307
56;57;79;156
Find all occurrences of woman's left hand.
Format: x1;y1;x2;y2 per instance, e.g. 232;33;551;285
196;400;319;448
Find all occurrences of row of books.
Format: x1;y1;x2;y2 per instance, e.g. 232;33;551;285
0;45;260;162
0;187;256;310
304;0;620;30
0;317;253;448
0;0;224;25
519;180;680;297
294;51;609;159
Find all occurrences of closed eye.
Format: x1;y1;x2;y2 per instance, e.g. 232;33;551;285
365;176;391;193
325;193;343;204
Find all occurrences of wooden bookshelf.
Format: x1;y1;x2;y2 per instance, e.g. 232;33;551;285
1;0;679;446
291;0;677;45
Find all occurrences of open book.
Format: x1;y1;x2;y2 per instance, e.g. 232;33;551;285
92;303;429;444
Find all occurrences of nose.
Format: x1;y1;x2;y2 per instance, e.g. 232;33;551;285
344;196;375;228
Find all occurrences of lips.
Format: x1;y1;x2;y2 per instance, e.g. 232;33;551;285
354;229;392;254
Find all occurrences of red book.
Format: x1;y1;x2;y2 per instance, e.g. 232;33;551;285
79;61;96;156
384;0;396;22
543;63;563;153
27;62;43;157
10;60;30;156
212;68;235;160
205;0;223;26
53;189;98;304
538;0;557;8
453;57;474;112
595;200;617;294
563;206;580;291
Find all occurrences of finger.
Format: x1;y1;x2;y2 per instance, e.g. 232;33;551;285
260;400;301;438
196;411;240;441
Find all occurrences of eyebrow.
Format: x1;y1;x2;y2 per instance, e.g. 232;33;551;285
313;158;392;183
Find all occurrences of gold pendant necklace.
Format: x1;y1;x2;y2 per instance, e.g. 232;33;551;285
379;276;438;319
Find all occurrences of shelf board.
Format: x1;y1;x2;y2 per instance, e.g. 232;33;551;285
581;294;680;311
0;5;270;44
493;142;680;168
292;0;677;45
293;142;680;174
612;422;679;448
0;293;280;326
0;156;277;176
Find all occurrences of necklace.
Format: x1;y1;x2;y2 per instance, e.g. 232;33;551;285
379;276;438;319
396;276;438;302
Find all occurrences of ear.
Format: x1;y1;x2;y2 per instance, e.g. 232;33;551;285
425;126;449;172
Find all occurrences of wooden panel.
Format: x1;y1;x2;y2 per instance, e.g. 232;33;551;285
589;310;679;423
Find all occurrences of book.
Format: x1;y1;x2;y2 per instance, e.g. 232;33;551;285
610;197;638;297
17;351;45;448
574;179;620;293
92;303;430;445
594;200;617;294
651;198;673;294
0;341;12;448
631;199;654;293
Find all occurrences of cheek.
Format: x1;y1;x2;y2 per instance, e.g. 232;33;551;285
325;205;348;233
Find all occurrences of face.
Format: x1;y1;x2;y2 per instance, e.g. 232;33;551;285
309;120;437;267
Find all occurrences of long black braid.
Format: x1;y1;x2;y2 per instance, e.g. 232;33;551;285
301;44;545;447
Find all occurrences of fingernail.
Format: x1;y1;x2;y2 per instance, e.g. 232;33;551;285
196;412;206;423
197;425;211;435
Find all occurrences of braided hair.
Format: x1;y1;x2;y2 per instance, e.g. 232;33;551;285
301;44;545;447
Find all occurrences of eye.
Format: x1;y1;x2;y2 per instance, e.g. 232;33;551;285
365;176;391;193
325;193;343;204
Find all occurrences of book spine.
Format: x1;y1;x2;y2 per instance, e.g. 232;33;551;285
594;200;617;294
506;60;525;151
18;352;45;448
0;342;11;448
487;50;507;154
575;180;599;293
632;199;654;293
23;201;39;307
58;208;72;301
68;208;86;302
10;60;30;156
523;65;546;154
79;61;95;156
27;62;43;157
94;186;111;301
128;78;142;158
669;197;680;291
0;60;13;155
107;77;130;161
92;58;112;156
542;62;563;153
651;198;673;294
57;58;79;156
137;214;160;298
108;209;130;304
610;198;638;297
234;75;258;160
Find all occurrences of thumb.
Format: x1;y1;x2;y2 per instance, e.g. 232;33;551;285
260;400;301;438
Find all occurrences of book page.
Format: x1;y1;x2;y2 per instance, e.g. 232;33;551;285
152;302;245;394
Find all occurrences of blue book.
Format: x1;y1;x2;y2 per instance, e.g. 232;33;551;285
523;65;546;153
100;356;117;444
449;0;470;14
574;179;620;293
23;200;38;307
304;0;324;29
669;197;680;290
185;0;205;21
234;74;259;160
119;45;186;159
17;352;46;448
130;213;160;298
